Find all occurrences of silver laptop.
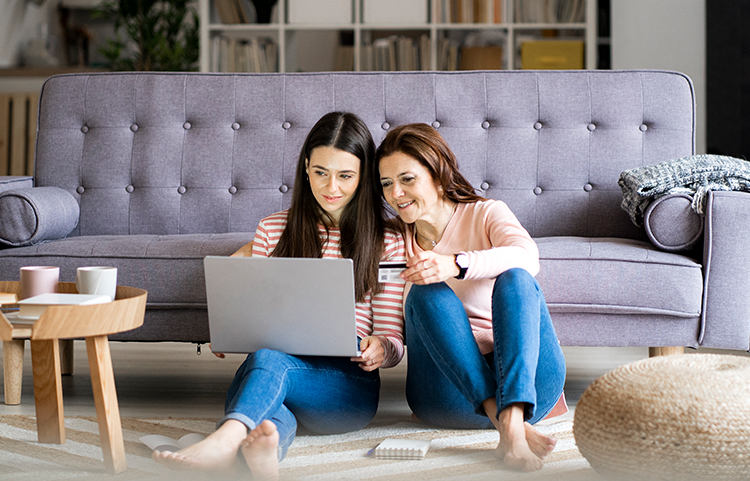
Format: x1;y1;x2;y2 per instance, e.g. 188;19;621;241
204;256;360;357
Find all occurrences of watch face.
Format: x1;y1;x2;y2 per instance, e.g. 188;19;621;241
456;254;469;268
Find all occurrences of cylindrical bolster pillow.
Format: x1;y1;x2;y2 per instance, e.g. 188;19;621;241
0;187;80;247
644;194;703;251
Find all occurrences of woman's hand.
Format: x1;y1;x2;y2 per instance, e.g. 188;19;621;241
352;336;384;371
209;343;226;359
401;251;460;285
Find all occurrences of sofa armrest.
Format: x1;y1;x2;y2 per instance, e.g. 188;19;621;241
701;191;750;350
644;194;704;251
0;187;79;247
0;176;33;194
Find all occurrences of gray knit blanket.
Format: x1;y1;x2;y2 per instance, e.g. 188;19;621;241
618;154;750;226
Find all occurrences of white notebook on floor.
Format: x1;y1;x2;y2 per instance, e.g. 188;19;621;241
371;439;431;459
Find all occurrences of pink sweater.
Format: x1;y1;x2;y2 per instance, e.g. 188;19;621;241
404;200;540;355
405;200;568;418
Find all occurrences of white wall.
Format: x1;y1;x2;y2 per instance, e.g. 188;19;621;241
0;0;64;67
611;0;706;154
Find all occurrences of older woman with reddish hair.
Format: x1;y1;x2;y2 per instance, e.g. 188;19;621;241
376;123;567;472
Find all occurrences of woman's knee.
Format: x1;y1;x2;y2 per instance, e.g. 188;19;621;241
493;268;541;299
406;283;449;308
405;282;462;321
495;267;536;289
243;348;296;373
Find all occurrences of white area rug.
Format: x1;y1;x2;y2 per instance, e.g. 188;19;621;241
0;414;600;480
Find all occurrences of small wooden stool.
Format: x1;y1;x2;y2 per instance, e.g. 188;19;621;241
0;281;147;474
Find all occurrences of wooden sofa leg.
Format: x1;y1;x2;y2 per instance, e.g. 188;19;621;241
59;340;74;376
649;347;684;357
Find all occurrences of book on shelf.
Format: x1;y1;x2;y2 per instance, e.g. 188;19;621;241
420;34;431;70
369;35;429;71
437;0;502;24
438;37;460;70
361;44;373;71
16;293;111;319
397;36;416;71
234;0;256;23
215;0;259;24
211;35;221;72
459;46;503;70
212;36;278;72
140;433;205;453
334;46;354;71
370;438;431;460
440;30;504;71
514;0;585;23
215;0;242;24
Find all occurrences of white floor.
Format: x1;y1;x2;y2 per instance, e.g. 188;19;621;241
0;342;746;420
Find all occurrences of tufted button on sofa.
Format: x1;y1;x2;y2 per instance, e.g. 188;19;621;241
0;70;746;353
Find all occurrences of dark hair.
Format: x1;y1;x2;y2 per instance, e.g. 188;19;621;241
272;112;383;302
374;123;486;205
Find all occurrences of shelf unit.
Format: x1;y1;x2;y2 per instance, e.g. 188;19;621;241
198;0;597;72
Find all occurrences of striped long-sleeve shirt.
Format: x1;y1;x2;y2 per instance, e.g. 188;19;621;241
251;210;407;368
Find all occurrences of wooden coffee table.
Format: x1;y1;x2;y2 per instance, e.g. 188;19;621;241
0;281;147;474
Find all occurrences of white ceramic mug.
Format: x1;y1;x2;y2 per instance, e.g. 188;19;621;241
19;266;60;300
76;266;118;301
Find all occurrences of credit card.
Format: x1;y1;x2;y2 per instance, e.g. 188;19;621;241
378;262;407;282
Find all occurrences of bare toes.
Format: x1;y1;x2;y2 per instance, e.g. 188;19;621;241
524;423;557;458
504;450;544;472
242;420;280;481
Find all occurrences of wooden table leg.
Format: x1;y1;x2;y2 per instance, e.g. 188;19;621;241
30;339;65;444
86;335;126;474
3;340;24;405
59;339;74;376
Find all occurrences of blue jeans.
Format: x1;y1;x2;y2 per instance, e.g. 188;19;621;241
219;348;380;460
404;268;566;428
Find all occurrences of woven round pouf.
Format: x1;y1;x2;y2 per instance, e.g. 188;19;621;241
573;353;750;481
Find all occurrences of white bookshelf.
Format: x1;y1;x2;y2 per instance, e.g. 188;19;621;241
198;0;597;72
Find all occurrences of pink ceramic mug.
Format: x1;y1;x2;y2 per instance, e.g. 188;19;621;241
19;266;60;300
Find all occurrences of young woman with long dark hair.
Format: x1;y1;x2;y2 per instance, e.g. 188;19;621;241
154;112;406;480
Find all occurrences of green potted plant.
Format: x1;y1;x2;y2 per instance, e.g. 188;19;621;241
95;0;199;71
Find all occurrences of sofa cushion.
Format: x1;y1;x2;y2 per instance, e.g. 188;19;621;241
0;233;254;306
0;187;79;247
643;194;703;251
535;237;703;318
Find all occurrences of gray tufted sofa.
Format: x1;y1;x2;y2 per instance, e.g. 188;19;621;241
2;70;749;353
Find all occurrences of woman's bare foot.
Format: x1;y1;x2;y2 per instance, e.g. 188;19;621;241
482;399;545;472
152;419;247;472
524;422;557;458
495;404;544;472
241;420;280;481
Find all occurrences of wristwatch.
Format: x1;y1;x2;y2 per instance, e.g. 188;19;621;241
454;253;469;280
